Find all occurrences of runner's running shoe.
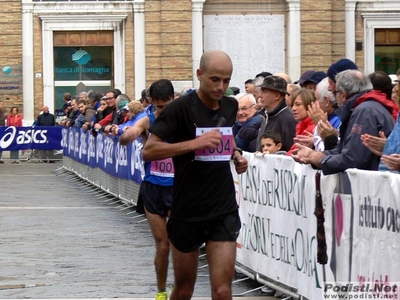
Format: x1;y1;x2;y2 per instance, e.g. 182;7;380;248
155;291;168;300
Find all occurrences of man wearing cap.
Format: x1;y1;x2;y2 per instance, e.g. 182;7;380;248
326;58;358;93
294;70;315;88
111;101;147;136
252;72;273;112
60;98;81;127
244;76;296;152
302;71;327;91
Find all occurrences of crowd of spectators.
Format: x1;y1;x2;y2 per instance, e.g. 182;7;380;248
2;58;400;173
58;88;149;138
231;61;400;174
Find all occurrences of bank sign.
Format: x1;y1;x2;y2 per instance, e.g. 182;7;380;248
0;65;23;94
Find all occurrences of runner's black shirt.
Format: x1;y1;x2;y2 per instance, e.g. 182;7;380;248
149;91;238;222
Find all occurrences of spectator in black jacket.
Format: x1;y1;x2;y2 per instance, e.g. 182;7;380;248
36;105;56;163
59;97;81;127
242;76;296;152
36;105;56;127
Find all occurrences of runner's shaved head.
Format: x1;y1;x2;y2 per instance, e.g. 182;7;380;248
199;50;232;72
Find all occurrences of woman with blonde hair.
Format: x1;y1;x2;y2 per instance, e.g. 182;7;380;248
286;89;316;155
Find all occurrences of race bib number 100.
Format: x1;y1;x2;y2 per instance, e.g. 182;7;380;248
194;127;233;161
150;158;174;177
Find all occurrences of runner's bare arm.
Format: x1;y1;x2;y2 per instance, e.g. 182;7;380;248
119;117;150;146
143;129;222;161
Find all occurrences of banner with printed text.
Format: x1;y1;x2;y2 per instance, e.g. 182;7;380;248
61;127;143;183
347;168;400;298
234;154;400;299
234;152;324;299
0;126;62;150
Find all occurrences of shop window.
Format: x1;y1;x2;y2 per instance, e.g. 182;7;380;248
375;29;400;75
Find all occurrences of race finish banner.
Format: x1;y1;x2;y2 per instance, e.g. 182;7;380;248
62;127;144;184
0;126;62;150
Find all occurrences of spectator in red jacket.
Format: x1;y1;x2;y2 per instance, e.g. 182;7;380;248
286;89;316;155
7;107;23;163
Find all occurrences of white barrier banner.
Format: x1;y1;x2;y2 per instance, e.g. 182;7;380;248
235;152;324;299
320;172;354;286
234;155;400;299
347;168;400;298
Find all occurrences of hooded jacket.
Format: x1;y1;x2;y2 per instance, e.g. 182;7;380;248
321;90;397;175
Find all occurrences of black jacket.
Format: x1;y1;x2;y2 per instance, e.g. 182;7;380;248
36;112;55;126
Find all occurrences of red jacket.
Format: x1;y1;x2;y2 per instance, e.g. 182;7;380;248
286;117;315;156
354;90;399;121
7;114;22;127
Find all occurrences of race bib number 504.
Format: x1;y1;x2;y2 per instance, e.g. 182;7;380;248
194;127;233;161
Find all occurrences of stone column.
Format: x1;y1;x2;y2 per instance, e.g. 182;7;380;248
345;0;356;62
134;0;146;99
286;0;301;82
22;2;35;124
191;0;205;89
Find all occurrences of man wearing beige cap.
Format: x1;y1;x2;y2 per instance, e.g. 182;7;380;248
243;76;297;152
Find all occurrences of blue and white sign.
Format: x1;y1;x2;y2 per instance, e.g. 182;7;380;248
0;126;62;150
62;128;143;184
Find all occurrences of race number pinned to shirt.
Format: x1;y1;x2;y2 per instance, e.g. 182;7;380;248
194;127;233;161
150;158;174;177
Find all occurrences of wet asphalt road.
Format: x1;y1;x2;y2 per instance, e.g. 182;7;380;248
0;159;273;299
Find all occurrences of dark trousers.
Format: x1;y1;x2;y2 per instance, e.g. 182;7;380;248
40;150;55;162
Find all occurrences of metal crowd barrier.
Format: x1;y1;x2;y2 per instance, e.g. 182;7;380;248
62;156;140;205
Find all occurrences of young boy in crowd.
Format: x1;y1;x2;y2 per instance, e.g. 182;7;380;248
258;130;286;155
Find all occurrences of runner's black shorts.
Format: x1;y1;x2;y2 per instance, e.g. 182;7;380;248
167;210;241;252
139;181;173;217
